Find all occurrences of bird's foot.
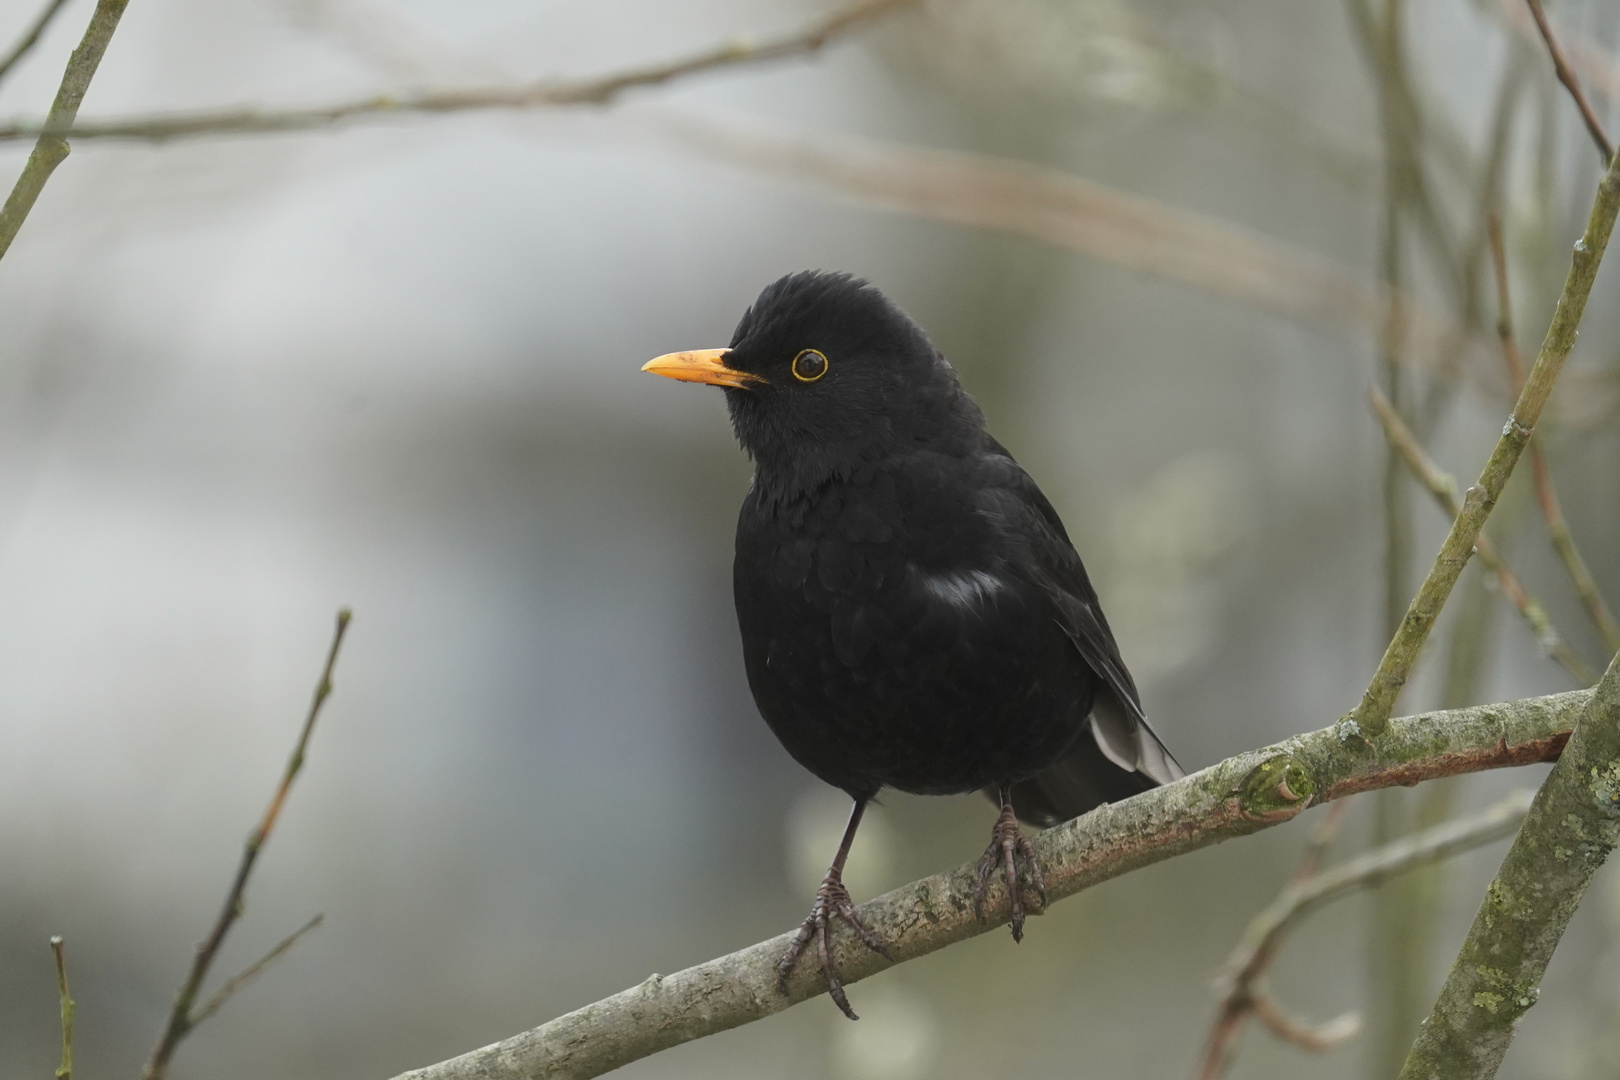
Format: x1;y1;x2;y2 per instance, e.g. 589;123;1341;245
972;802;1047;942
776;869;893;1020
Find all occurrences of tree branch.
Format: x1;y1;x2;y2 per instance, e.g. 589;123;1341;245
1525;0;1613;163
1400;650;1620;1078
389;688;1589;1080
1347;140;1620;738
0;0;131;263
0;0;917;144
50;935;73;1080
1370;386;1598;684
1197;790;1533;1080
0;0;73;85
1488;214;1620;655
141;610;351;1080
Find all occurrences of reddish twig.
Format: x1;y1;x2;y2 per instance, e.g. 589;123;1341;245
1526;0;1614;162
141;610;352;1080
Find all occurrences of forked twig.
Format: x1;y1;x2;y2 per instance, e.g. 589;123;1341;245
1488;214;1620;655
141;610;352;1080
1371;388;1598;684
1196;792;1534;1080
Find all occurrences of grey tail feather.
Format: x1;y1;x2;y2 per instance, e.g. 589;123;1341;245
993;688;1186;828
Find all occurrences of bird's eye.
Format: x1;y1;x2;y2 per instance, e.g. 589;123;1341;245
791;349;829;383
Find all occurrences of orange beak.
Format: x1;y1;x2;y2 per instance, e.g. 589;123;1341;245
641;349;765;389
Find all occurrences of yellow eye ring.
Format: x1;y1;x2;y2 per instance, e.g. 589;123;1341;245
792;349;829;383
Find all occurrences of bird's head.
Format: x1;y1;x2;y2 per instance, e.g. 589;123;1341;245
642;271;982;491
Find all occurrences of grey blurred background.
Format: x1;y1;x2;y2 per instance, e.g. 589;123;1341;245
0;0;1617;1077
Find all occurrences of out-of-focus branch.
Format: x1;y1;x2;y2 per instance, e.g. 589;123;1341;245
141;610;352;1080
1196;791;1535;1080
50;936;73;1080
189;914;325;1027
0;0;917;144
1489;215;1620;655
1400;651;1620;1078
0;0;131;263
1525;0;1614;162
1347;145;1620;739
1371;387;1598;684
655;112;1492;377
0;0;73;84
391;689;1590;1080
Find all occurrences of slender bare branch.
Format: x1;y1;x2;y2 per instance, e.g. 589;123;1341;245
141;610;352;1080
390;688;1588;1080
0;0;131;263
50;936;73;1080
1371;387;1598;684
1401;651;1620;1078
0;0;917;144
1488;214;1620;655
189;914;325;1027
1525;0;1614;162
0;0;72;84
1194;791;1532;1080
1347;143;1620;738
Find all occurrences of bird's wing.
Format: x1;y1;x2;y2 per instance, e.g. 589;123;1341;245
976;447;1184;789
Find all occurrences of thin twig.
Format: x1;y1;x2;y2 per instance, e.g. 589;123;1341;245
390;688;1589;1080
190;914;325;1026
1525;0;1614;163
141;610;352;1080
1194;791;1532;1080
0;0;917;144
1347;143;1620;738
50;936;73;1080
0;0;131;263
1488;214;1620;655
1371;387;1598;684
0;0;73;84
1401;652;1620;1077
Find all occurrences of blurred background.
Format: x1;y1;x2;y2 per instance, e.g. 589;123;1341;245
0;0;1617;1077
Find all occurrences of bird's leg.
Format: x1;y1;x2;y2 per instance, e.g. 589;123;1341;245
972;785;1048;942
776;798;892;1020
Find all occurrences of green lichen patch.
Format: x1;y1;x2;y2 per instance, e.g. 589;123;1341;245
1239;756;1315;820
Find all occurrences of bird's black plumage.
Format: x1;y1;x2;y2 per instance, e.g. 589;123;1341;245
643;270;1183;1018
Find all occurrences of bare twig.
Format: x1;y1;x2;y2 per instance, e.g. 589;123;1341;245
50;936;73;1080
0;0;131;263
0;0;73;84
390;689;1589;1080
1197;791;1533;1080
1525;0;1614;163
0;0;917;144
141;610;352;1080
1488;215;1620;655
1371;387;1598;684
1401;652;1620;1078
1347;144;1620;738
190;914;325;1026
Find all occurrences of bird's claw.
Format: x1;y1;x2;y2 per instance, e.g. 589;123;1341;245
776;870;892;1020
972;803;1047;942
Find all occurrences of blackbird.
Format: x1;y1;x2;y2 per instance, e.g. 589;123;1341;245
643;271;1182;1019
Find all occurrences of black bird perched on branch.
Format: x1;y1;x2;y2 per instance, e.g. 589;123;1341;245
642;271;1182;1019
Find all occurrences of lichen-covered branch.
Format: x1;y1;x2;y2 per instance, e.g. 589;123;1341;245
1370;387;1597;684
0;0;130;262
390;689;1589;1080
1349;142;1620;738
1399;652;1620;1079
0;0;915;145
1196;790;1533;1080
